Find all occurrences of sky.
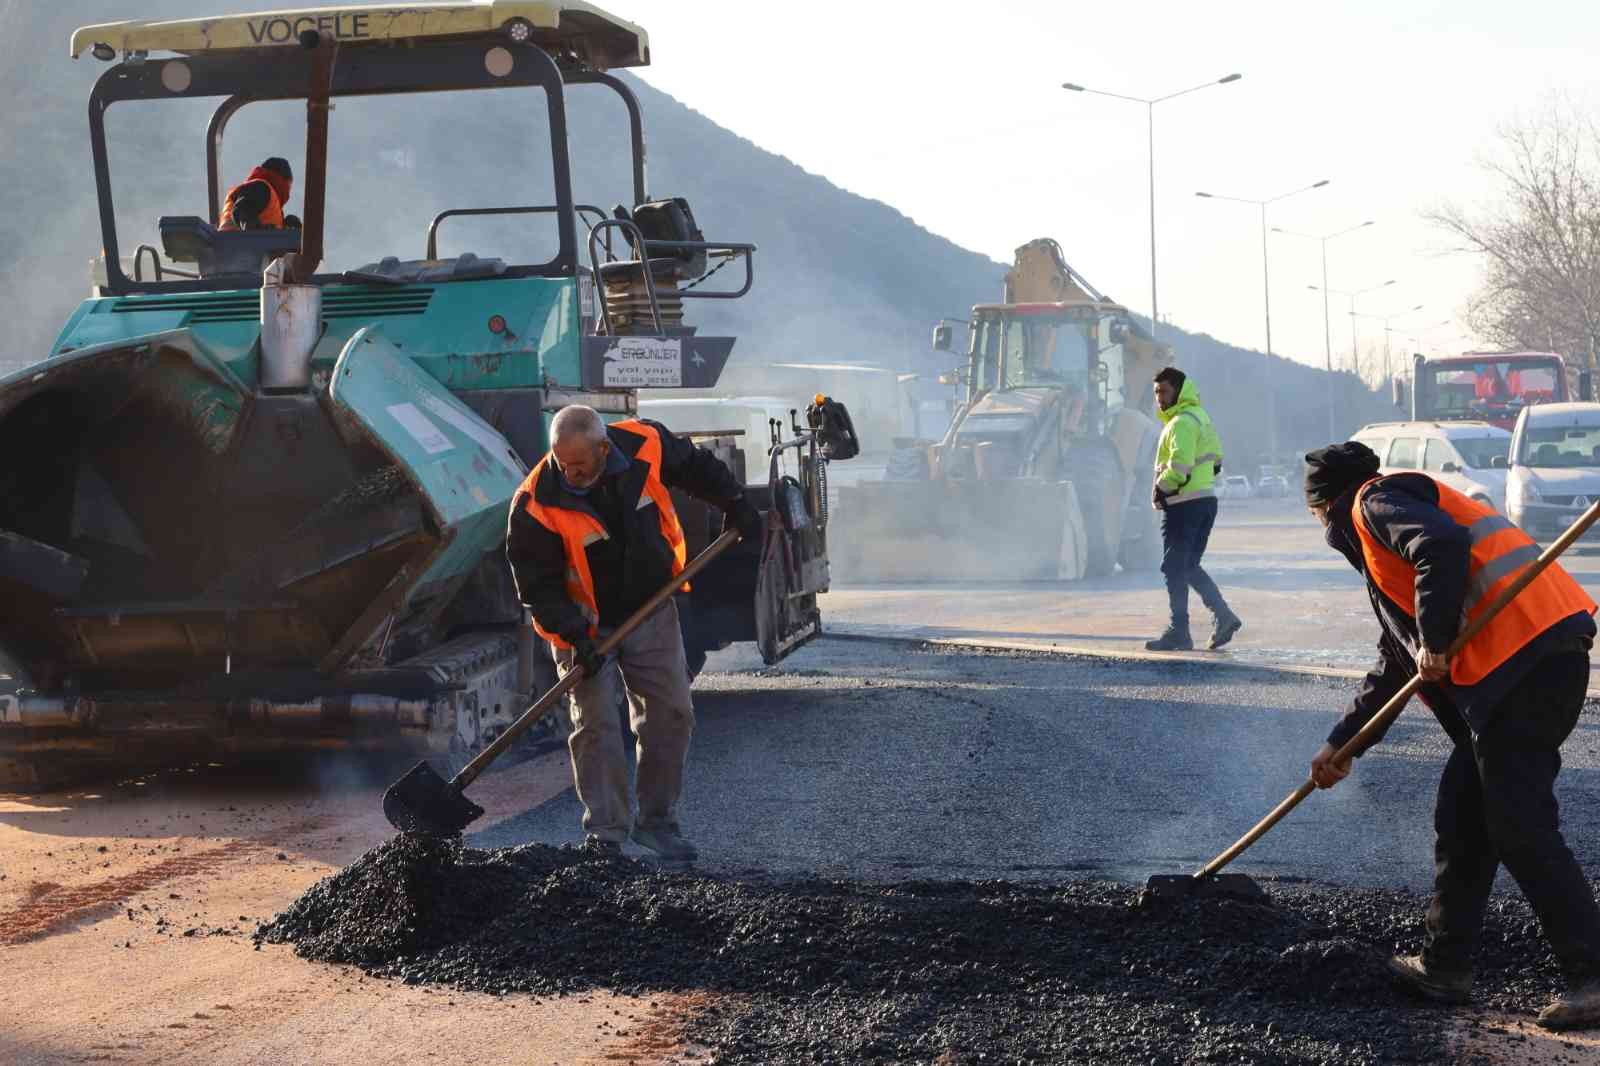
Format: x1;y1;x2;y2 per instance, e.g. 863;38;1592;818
619;0;1600;376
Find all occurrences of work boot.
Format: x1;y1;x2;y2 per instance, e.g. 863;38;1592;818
581;835;622;857
1144;627;1194;652
1387;954;1472;1004
1537;981;1600;1031
630;826;698;862
1208;610;1243;650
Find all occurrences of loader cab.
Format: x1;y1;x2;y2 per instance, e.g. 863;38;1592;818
966;302;1131;435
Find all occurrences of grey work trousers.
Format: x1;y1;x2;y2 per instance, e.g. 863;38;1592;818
552;599;695;843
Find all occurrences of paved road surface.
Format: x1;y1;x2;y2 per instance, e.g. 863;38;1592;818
477;637;1600;893
824;495;1600;676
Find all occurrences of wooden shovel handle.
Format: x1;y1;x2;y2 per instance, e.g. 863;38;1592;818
451;528;744;790
1196;498;1600;881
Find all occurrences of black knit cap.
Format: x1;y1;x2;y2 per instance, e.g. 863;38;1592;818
1153;366;1186;392
261;157;293;181
1304;441;1381;505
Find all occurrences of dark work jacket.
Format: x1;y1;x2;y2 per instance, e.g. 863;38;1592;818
1323;473;1594;751
505;419;744;638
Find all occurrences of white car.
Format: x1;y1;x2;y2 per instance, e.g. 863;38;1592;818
1256;473;1290;498
1217;475;1253;499
1350;420;1510;511
1506;403;1600;541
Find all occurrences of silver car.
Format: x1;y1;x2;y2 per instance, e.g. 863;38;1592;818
1506;403;1600;540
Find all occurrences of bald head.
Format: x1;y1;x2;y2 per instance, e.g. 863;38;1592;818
550;405;611;490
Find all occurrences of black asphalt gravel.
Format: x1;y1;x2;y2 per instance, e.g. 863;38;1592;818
258;833;1586;1065
260;640;1600;1062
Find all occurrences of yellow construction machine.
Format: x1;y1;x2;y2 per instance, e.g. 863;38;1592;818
835;239;1167;581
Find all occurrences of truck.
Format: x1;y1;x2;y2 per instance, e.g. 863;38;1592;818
0;1;854;788
831;239;1166;581
1401;351;1582;431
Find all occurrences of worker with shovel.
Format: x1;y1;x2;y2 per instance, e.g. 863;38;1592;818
1303;441;1600;1030
507;405;762;861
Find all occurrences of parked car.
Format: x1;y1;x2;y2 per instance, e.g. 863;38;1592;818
1350;420;1510;511
1256;473;1289;499
1217;475;1254;499
1506;402;1600;541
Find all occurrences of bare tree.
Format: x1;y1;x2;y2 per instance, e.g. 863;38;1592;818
1427;95;1600;366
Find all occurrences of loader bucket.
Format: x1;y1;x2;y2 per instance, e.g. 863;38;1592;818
831;478;1087;582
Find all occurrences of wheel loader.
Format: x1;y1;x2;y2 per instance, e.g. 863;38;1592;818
835;239;1165;581
0;2;855;788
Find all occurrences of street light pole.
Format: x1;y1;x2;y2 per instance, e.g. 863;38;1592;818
1064;72;1242;341
1355;303;1425;383
1309;279;1397;382
1273;220;1377;441
1194;179;1329;464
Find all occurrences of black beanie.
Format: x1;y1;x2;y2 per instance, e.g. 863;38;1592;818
262;157;293;181
1153;366;1186;392
1303;441;1381;505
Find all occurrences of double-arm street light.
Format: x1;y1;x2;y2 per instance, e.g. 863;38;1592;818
1273;220;1377;439
1355;303;1426;384
1063;72;1242;340
1309;279;1397;380
1194;179;1329;461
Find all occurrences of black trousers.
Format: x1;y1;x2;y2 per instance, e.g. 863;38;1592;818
1159;496;1228;633
1425;651;1600;981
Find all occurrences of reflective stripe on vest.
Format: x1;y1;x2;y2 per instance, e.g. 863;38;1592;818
518;419;688;649
218;179;285;230
1352;476;1595;685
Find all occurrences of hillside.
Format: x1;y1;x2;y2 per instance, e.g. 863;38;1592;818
0;1;1393;465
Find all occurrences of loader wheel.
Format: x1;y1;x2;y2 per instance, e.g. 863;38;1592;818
883;447;930;481
1067;441;1121;578
1118;503;1162;571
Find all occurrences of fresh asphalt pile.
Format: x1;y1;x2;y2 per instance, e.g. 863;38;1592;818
255;834;1584;1064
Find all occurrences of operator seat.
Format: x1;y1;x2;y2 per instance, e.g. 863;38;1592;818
596;198;707;334
158;216;301;279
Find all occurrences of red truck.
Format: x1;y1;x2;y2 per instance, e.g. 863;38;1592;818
1406;351;1587;431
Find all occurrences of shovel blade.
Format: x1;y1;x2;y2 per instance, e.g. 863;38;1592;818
1142;872;1270;905
382;760;485;837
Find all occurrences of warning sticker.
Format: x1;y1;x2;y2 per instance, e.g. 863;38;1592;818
601;337;683;387
386;402;453;455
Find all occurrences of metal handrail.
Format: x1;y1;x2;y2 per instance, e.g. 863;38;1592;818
425;204;607;260
586;218;664;335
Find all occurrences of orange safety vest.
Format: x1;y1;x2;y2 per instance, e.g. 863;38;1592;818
1352;476;1595;685
218;178;285;230
518;419;688;648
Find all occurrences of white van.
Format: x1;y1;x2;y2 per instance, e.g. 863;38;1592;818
1349;421;1511;511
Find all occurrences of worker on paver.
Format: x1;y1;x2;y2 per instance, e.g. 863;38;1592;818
1304;441;1600;1030
506;405;762;861
218;156;298;231
1145;367;1242;652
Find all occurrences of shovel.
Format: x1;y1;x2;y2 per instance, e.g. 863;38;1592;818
383;527;744;837
1146;498;1600;902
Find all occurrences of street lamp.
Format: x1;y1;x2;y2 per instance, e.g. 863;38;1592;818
1194;179;1329;462
1309;279;1397;380
1273;220;1377;439
1354;303;1425;383
1063;72;1243;340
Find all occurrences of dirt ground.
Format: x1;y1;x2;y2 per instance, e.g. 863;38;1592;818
0;750;708;1066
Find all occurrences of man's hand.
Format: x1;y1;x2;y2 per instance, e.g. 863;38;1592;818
1418;647;1450;682
729;496;764;542
1311;742;1352;789
1152;484;1171;511
571;636;606;679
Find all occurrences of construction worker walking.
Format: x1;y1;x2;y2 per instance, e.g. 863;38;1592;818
1303;441;1600;1030
505;405;761;861
1146;367;1241;651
